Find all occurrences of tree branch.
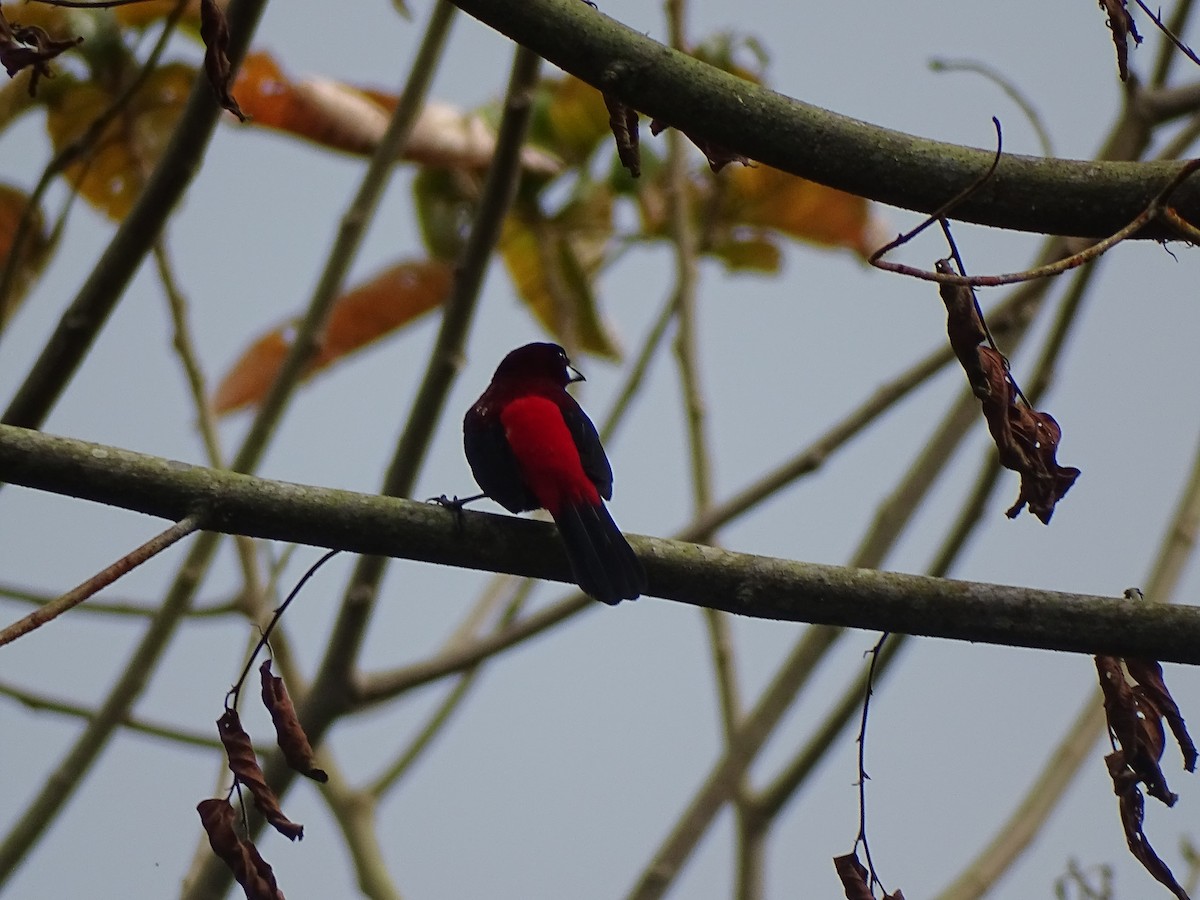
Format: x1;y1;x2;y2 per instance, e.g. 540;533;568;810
445;0;1200;239
4;424;1200;663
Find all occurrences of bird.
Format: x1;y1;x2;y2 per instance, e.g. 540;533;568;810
463;342;646;604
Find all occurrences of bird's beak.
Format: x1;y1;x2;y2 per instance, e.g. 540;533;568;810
567;364;586;383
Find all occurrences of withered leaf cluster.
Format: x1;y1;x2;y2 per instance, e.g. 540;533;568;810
200;660;326;900
200;0;246;121
1096;650;1197;899
833;852;905;900
1098;0;1143;81
197;798;285;900
937;260;1079;523
0;8;81;97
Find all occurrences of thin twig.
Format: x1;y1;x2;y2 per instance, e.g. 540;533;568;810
154;239;263;600
1133;0;1200;70
0;678;267;752
0;581;235;617
929;59;1054;156
1150;0;1197;87
225;549;340;711
869;117;1003;264
853;633;889;894
873;157;1200;287
0;514;200;648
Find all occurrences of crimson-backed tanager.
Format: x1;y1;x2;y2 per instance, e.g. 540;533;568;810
463;342;646;604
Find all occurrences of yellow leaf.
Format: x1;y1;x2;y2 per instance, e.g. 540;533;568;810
44;64;195;220
542;75;611;165
500;187;620;359
719;164;874;257
710;236;782;273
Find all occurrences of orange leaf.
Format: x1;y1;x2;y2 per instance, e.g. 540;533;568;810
719;164;877;257
44;64;195;219
234;51;559;173
114;0;222;28
213;258;453;414
234;50;384;155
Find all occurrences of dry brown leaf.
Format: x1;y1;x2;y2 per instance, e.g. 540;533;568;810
833;853;874;900
259;660;327;783
196;798;285;900
936;261;1079;523
1127;656;1199;772
1099;0;1142;81
217;709;304;841
603;93;640;177
1106;753;1191;899
0;6;81;96
199;0;244;121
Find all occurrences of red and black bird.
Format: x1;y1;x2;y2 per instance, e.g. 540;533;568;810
463;342;646;604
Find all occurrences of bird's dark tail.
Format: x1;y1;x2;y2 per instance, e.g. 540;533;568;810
553;501;646;604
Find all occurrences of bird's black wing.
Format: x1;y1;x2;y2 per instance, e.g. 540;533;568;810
463;404;539;513
561;396;614;501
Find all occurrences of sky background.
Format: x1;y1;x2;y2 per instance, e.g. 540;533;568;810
3;1;1200;898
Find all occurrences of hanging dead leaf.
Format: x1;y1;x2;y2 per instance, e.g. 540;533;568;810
234;51;559;173
1106;753;1190;899
196;798;285;900
833;851;905;900
500;186;620;358
44;64;195;219
1099;0;1142;81
199;0;244;120
259;660;327;783
0;5;81;97
213;258;454;414
217;709;304;840
604;94;640;177
0;183;51;326
1126;656;1199;772
936;261;1079;523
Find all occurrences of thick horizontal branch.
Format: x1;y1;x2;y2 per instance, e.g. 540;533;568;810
1;424;1198;663
446;0;1200;239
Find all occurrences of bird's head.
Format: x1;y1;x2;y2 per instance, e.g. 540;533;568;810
493;342;584;386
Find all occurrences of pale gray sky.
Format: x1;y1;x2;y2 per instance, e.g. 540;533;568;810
2;1;1199;898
